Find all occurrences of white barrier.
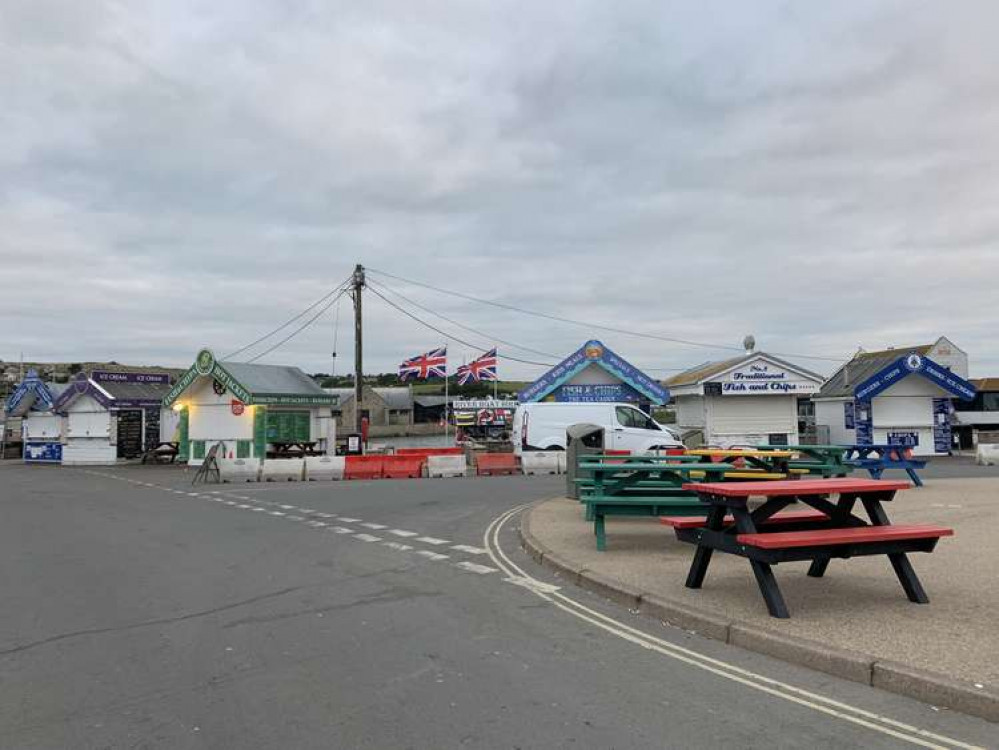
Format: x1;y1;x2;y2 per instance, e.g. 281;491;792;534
427;454;467;478
304;455;345;480
556;451;567;474
521;451;561;476
261;458;305;481
976;444;999;466
219;458;261;483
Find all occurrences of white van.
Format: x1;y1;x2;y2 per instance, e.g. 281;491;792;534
511;402;682;455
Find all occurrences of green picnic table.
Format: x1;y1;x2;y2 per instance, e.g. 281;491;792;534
576;461;787;551
754;444;854;478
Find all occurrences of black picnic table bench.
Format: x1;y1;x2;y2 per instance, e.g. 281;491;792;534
668;478;952;618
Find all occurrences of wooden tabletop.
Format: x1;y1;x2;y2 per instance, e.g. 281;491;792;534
684;449;797;458
682;477;911;497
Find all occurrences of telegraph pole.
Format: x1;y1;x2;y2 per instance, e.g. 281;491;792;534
352;264;365;434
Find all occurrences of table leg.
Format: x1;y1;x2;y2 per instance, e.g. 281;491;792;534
906;467;923;487
750;560;790;618
807;495;857;578
595;512;606;552
861;494;931;603
684;504;726;589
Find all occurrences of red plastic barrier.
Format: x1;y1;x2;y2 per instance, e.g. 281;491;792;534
383;455;425;479
475;453;519;476
396;447;464;457
605;450;631;455
344;455;385;480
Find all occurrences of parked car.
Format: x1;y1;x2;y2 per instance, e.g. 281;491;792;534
511;402;682;455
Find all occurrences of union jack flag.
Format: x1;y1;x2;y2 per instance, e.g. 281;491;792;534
398;347;447;381
455;348;498;385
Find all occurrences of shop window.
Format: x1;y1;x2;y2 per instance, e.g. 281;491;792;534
236;440;251;458
192;440;206;459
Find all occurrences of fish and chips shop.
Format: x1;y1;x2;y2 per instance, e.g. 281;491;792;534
163;349;338;465
667;351;825;447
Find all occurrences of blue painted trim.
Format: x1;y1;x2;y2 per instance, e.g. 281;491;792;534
853;354;977;401
518;340;669;404
4;369;55;416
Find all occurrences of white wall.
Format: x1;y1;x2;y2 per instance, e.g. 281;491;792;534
187;377;254;443
62;394;116;465
23;413;61;440
928;337;968;379
706;394;798;446
675;396;706;428
159;407;181;443
567;363;621;386
814;398;856;445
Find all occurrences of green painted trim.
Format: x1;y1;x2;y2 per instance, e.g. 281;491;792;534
178;407;189;462
192;440;206;460
253;406;267;458
164;365;199;406
236;439;251;459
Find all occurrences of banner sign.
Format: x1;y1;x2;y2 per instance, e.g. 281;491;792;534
854;400;872;445
92;371;170;384
844;401;855;430
854;354;977;402
518;340;668;404
933;398;952;453
24;441;62;463
554;384;640;402
887;431;919;447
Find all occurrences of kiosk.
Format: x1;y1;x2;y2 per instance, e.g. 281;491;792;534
668;351;824;447
518;340;668;409
813;337;976;456
163;349;338;465
53;370;177;465
4;369;65;463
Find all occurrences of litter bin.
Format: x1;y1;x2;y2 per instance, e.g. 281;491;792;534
566;423;605;499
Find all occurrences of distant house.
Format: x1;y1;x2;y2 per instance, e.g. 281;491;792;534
326;386;414;429
952;378;999;449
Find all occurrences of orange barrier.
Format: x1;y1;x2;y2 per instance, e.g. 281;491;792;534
383;455;425;479
344;455;385;480
396;447;464;457
475;453;519;476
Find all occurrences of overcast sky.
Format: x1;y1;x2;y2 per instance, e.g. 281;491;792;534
2;1;997;380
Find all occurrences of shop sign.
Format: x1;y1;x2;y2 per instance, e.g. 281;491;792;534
555;384;638;402
252;394;337;406
92;371;170;384
24;441;62;463
887;431;919;447
854;354;977;401
231;399;245;416
718;362;819;395
844;401;855;429
932;398;951;453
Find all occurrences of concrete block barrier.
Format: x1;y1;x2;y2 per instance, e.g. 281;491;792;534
521;451;561;476
383;455;425;479
344;455;385;480
975;444;999;466
304;455;345;481
261;458;305;481
218;458;261;483
427;454;467;478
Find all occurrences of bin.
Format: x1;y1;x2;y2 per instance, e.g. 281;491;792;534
566;423;605;499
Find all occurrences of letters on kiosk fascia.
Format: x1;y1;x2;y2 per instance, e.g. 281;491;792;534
716;363;819;395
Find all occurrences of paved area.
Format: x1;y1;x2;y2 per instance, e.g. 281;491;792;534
531;477;999;687
0;463;996;748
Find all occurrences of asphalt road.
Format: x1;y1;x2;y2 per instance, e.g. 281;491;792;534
0;463;994;750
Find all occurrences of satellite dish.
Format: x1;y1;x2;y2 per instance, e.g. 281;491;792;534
742;335;756;353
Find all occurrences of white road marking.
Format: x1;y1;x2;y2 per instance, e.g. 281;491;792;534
279;504;296;510
360;522;387;530
415;550;449;561
251;507;266;512
187;493;200;497
329;526;354;534
285;515;305;521
316;513;336;519
338;517;361;523
307;521;327;528
483;507;982;750
301;508;318;513
236;504;252;509
383;541;414;551
354;533;382;542
416;536;450;546
450;544;489;555
389;529;418;537
454;561;498;575
224;501;237;506
269;511;285;517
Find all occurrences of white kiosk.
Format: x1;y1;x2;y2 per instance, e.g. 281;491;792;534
163;349;338;465
668;351;824;447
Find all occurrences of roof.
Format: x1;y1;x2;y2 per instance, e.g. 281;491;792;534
971;378;999;392
817;345;932;398
414;395;447;408
324;387;414;410
518;340;669;404
666;352;825;388
220;361;326;397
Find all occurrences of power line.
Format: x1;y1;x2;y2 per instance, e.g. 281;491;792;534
367;279;561;362
245;285;352;364
366;285;554;368
224;275;353;360
366;267;844;363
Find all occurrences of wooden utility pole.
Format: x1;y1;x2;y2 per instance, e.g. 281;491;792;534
352;264;365;433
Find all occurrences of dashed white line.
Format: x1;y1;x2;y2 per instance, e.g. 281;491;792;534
236;504;252;509
354;533;382;542
269;511;285;517
383;541;413;551
278;504;296;510
329;526;354;534
450;544;489;555
285;515;305;521
454;561;498;575
251;507;266;512
307;521;327;528
360;522;387;530
316;513;336;519
187;493;200;497
301;508;317;513
415;550;450;561
338;517;361;523
389;529;418;537
416;536;450;546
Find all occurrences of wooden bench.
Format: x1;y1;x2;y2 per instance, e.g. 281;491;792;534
583;493;706;551
662;509;830;529
736;525;952;550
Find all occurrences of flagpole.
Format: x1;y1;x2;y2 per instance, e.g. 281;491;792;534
444;354;449;444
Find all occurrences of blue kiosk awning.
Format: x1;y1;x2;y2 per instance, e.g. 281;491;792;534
518;340;669;404
853;353;977;401
4;369;56;417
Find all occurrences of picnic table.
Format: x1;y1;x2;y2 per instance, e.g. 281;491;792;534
754;444;854;478
841;444;928;487
684;448;798;475
141;441;179;464
670;478;953;618
576;460;787;551
269;441;321;458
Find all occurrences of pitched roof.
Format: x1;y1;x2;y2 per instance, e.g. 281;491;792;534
324;387;413;410
220;361;326;396
817;345;932;398
666;352;825;388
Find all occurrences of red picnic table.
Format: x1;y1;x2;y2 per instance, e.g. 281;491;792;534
668;478;953;618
